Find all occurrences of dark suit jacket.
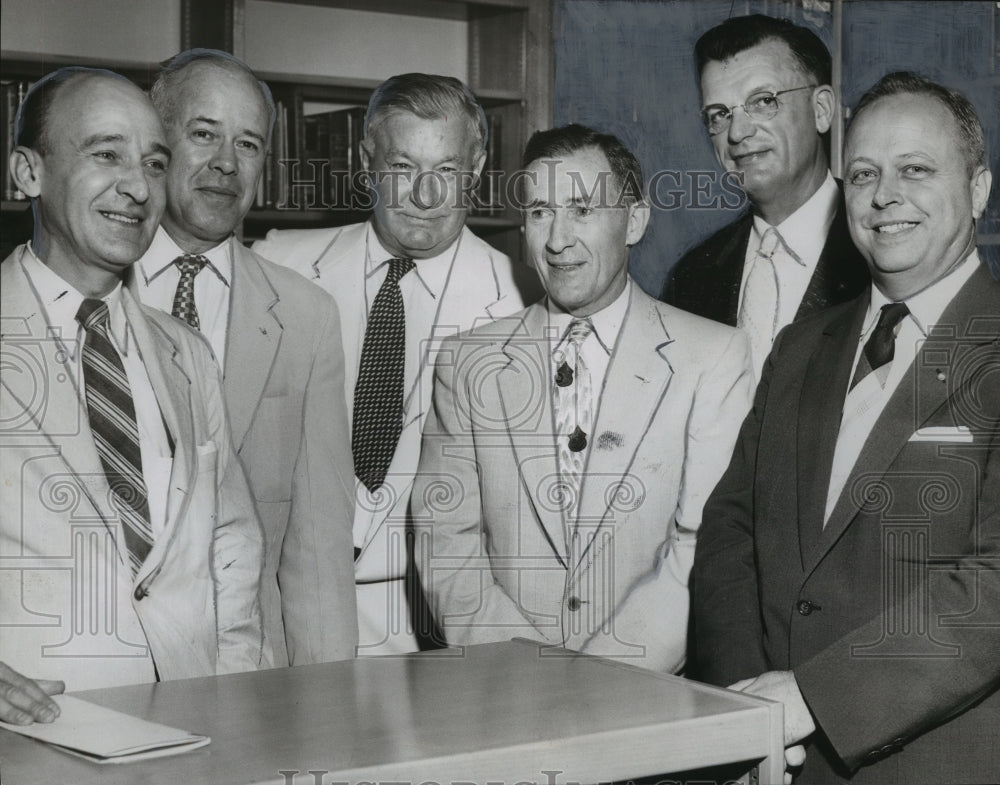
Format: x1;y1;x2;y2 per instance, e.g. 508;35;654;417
661;184;869;325
691;262;1000;783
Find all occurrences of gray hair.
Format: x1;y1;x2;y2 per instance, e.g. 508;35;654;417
365;72;488;152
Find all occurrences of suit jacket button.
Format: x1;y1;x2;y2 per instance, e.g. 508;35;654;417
567;596;582;611
797;600;814;616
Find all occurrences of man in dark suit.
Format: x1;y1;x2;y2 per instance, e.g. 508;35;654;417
691;73;998;784
662;15;868;377
133;50;357;666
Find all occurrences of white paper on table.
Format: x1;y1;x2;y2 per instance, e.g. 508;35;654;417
0;694;210;764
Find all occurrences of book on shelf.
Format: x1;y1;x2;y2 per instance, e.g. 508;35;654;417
2;80;32;202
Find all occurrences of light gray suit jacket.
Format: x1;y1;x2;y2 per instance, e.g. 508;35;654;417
132;241;358;666
0;247;266;688
254;221;526;652
412;282;754;672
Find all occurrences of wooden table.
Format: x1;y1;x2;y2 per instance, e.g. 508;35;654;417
0;640;784;784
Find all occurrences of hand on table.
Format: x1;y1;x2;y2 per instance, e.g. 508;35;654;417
0;662;64;725
729;670;814;784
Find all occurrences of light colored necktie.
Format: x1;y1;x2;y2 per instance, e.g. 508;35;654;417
738;227;781;374
553;319;594;526
352;257;416;492
77;299;153;577
170;254;209;329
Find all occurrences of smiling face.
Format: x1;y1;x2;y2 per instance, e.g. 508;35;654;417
362;111;484;259
844;92;991;300
522;146;649;316
700;38;833;224
17;73;169;295
159;61;269;252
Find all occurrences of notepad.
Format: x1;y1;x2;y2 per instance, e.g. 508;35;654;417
0;694;210;763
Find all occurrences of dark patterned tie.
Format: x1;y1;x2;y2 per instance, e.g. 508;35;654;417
170;254;208;329
851;302;910;389
352;257;416;492
77;299;153;577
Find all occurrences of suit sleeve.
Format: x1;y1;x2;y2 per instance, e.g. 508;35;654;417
194;338;269;673
795;418;1000;772
277;300;359;664
690;331;788;685
413;338;560;645
581;328;755;673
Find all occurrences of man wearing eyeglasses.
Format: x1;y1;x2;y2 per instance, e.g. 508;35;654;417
662;14;869;378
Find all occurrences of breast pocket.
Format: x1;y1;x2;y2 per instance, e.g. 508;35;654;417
243;394;301;502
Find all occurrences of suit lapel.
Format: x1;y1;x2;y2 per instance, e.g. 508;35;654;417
121;288;198;583
713;215;751;326
497;304;566;565
224;247;281;450
797;299;867;565
0;253;113;522
807;265;1000;573
574;287;673;569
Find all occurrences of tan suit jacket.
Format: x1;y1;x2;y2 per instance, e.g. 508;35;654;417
254;221;526;652
413;283;754;671
0;248;266;689
131;241;358;666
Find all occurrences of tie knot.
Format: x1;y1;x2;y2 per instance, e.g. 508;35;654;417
174;254;208;276
757;227;782;259
567;318;593;347
76;298;110;330
385;257;415;286
876;302;910;332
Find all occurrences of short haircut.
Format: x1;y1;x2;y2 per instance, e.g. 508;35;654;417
365;73;488;152
849;71;986;174
150;48;276;144
15;66;135;153
521;123;645;205
695;14;832;86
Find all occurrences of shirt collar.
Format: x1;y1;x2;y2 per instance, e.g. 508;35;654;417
22;242;131;356
862;249;982;339
752;171;838;266
363;219;459;299
547;277;632;356
139;226;232;287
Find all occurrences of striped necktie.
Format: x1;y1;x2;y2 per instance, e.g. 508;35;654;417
352;257;416;492
77;298;153;577
171;254;208;329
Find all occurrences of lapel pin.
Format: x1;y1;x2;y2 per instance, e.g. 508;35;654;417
935;369;947;382
259;326;268;336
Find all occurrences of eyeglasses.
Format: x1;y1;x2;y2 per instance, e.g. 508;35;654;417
701;85;817;135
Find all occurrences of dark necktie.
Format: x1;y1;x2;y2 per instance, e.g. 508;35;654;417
851;302;910;390
77;299;153;577
170;254;209;329
352;257;416;492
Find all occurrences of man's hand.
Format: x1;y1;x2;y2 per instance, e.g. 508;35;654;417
730;670;815;783
0;662;64;725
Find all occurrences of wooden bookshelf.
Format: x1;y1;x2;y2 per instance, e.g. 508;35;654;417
0;0;553;263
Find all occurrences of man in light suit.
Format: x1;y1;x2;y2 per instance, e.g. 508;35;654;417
0;68;266;723
254;73;527;654
132;50;357;667
692;73;999;783
412;125;754;671
662;15;868;377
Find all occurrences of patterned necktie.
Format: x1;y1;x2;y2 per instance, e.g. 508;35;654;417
738;227;781;374
353;257;416;492
850;302;910;390
553;319;594;525
77;299;153;577
170;254;209;329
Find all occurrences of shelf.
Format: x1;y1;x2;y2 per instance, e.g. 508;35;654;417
0;51;161;84
259;0;534;19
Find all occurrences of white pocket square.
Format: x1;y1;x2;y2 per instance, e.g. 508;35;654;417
909;426;973;443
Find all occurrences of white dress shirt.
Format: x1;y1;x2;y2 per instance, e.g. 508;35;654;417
20;247;173;538
740;172;839;374
134;227;233;366
824;250;981;522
